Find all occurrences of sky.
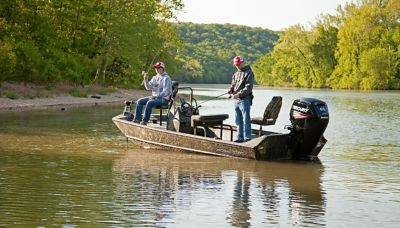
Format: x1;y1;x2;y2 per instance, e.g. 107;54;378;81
176;0;353;31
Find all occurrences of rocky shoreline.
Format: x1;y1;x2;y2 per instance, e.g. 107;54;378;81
0;89;149;112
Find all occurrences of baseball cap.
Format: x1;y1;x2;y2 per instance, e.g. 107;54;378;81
153;61;165;69
233;56;244;66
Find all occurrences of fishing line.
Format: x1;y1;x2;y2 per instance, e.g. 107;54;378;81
197;92;229;106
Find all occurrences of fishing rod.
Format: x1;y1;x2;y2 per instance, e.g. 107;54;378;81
144;53;159;74
197;92;229;106
141;52;159;86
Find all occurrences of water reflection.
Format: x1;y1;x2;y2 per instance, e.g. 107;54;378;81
112;150;326;227
228;171;251;227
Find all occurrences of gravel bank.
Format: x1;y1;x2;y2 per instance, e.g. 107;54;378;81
0;89;149;112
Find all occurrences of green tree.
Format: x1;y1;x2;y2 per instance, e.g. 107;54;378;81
255;0;399;90
309;16;338;88
359;47;396;89
329;1;399;89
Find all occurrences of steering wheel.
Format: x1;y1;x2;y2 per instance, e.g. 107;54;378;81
180;100;193;117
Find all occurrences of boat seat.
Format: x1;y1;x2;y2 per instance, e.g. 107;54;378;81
191;114;229;139
153;81;179;126
251;96;282;136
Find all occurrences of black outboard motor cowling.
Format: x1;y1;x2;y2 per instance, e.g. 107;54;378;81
290;98;329;160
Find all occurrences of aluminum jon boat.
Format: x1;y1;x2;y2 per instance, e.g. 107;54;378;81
113;86;329;161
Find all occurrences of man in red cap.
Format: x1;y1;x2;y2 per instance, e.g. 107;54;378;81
228;56;255;142
133;61;172;125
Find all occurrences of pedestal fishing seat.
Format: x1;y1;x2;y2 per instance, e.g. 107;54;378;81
251;96;282;136
153;81;179;125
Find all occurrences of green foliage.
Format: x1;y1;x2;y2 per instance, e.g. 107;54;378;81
4;91;18;100
255;0;400;90
0;0;183;87
359;48;396;89
0;40;16;81
254;25;330;88
253;53;276;86
174;23;279;83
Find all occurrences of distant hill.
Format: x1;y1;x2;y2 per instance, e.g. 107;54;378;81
173;23;279;83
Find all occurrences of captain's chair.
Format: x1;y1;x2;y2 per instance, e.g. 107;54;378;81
251;96;282;136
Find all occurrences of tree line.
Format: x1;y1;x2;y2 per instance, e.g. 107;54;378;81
1;0;399;90
253;0;400;90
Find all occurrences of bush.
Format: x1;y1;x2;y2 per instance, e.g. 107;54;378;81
69;88;87;98
4;91;19;99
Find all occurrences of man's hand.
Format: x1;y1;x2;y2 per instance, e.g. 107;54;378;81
231;94;240;99
142;71;148;80
227;90;233;98
148;95;156;100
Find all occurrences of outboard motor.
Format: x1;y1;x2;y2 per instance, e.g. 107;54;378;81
289;98;329;160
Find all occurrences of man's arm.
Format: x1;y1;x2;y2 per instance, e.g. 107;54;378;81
144;75;154;91
238;71;254;98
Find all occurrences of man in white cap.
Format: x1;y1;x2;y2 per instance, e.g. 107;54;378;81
228;56;255;142
133;61;172;125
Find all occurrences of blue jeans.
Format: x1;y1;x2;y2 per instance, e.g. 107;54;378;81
234;97;252;141
134;97;168;122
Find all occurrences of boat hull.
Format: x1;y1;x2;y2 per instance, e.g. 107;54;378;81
113;114;294;160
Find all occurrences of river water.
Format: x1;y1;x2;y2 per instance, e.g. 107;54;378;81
0;87;399;227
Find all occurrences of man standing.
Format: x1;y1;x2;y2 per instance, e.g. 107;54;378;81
134;61;172;125
228;56;255;142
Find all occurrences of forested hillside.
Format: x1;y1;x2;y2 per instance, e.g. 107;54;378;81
174;23;279;83
253;0;400;90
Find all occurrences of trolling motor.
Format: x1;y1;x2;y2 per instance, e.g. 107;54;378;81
289;98;329;160
122;100;134;121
